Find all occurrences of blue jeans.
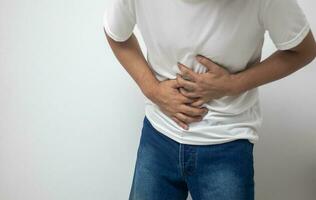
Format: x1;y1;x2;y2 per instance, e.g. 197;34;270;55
129;116;255;200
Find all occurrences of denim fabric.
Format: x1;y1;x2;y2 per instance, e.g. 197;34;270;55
129;116;255;200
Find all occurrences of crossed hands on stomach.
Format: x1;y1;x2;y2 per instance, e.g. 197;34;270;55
151;55;241;130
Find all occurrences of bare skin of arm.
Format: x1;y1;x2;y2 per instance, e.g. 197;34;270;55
104;29;208;130
232;31;316;94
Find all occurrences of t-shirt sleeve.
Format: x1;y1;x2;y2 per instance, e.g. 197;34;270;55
260;0;310;50
103;0;136;42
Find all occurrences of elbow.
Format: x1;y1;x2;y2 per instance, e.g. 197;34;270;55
301;41;316;64
309;33;316;61
306;44;316;64
304;48;316;65
311;43;316;61
289;30;316;64
296;42;316;66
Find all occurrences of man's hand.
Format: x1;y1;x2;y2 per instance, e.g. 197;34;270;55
176;55;240;107
150;79;208;130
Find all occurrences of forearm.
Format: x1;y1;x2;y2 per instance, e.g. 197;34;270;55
105;31;159;99
232;49;315;94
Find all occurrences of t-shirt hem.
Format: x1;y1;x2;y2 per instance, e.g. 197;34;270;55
275;22;310;50
145;112;259;146
144;110;185;142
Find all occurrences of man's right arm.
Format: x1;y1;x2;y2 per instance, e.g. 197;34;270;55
104;31;159;100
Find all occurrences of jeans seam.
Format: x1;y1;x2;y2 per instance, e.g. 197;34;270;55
179;144;184;178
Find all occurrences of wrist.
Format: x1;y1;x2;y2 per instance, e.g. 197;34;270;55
229;73;246;95
142;82;160;102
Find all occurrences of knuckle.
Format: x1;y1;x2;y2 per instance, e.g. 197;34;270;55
183;116;189;123
184;90;192;96
187;109;194;116
181;96;190;103
173;117;179;123
177;103;184;110
181;88;188;95
177;76;183;83
175;105;181;113
189;107;197;114
190;108;198;115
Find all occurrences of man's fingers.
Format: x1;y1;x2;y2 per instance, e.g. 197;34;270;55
196;55;219;73
171;116;188;130
191;98;207;107
168;79;181;88
176;74;197;92
174;112;203;124
177;62;199;82
180;104;208;117
179;95;196;104
179;87;200;98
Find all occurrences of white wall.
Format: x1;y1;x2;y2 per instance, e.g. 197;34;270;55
0;0;315;200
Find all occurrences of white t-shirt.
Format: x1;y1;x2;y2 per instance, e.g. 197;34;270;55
103;0;310;145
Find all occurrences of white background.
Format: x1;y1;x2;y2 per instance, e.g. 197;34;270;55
0;0;315;199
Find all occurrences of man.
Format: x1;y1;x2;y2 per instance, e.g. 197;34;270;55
103;0;316;199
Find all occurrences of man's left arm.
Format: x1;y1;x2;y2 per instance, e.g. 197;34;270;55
231;30;316;94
